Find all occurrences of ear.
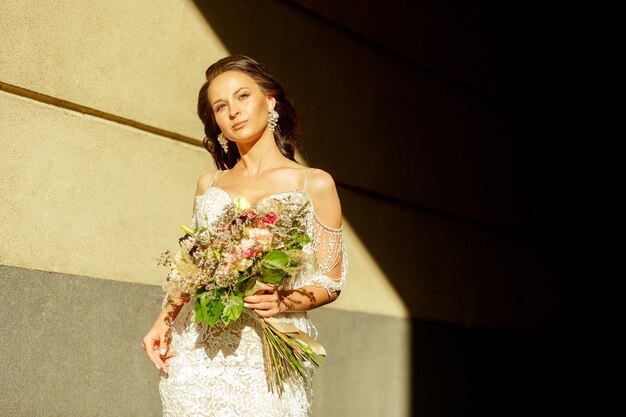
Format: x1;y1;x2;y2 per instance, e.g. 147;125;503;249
266;96;276;112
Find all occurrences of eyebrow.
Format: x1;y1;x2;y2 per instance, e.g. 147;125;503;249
211;87;250;106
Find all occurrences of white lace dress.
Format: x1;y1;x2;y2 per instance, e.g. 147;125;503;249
159;185;347;417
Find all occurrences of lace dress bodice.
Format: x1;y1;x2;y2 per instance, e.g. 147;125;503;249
159;179;347;417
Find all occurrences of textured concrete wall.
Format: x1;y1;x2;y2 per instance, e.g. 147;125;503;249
0;266;164;416
0;91;209;284
0;1;412;416
1;0;583;416
0;266;410;417
0;0;226;138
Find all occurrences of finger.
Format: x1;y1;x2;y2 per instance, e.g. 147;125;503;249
248;301;276;310
142;336;155;358
146;336;168;370
244;293;279;304
243;294;270;303
159;334;173;369
245;292;279;306
243;295;260;303
143;338;162;369
163;350;178;359
254;308;278;318
150;348;167;371
159;337;169;358
163;350;178;367
243;299;261;309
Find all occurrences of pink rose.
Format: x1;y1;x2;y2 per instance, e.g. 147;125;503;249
248;228;274;250
239;238;263;259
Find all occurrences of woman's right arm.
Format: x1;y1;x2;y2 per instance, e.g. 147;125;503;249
141;172;215;372
141;302;183;373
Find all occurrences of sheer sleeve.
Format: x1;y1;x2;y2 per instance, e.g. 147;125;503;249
302;215;348;296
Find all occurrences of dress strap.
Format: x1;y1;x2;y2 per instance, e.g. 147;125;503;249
301;168;314;192
211;170;224;187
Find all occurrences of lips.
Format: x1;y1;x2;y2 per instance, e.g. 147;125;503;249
232;120;247;130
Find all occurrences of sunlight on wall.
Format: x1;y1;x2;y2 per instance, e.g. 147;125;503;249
0;0;407;321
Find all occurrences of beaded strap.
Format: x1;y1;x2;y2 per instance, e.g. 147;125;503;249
303;216;347;295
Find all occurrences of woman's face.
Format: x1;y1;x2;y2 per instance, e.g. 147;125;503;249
207;70;275;145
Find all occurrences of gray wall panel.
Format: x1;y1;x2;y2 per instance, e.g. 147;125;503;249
0;266;411;417
309;309;411;417
0;266;164;416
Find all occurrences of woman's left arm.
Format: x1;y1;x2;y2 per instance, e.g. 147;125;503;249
244;283;338;317
243;169;346;317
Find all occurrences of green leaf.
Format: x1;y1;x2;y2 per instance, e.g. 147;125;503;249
181;225;196;235
260;268;287;284
242;278;259;296
221;294;244;325
262;251;289;269
194;299;203;323
198;291;224;326
260;251;290;283
296;232;311;245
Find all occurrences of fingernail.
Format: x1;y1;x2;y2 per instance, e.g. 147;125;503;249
160;348;166;356
243;303;250;308
155;364;160;369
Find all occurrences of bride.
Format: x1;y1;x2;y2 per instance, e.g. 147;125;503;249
141;55;347;417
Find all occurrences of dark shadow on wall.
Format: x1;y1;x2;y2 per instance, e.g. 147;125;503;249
191;1;586;415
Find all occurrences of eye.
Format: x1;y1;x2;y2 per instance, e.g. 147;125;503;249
214;103;226;112
238;93;249;100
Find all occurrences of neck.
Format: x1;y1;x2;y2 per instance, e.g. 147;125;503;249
235;130;287;176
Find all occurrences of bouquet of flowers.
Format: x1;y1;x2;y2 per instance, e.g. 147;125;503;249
156;196;325;393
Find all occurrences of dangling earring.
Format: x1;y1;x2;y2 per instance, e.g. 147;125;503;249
217;133;229;153
268;109;279;132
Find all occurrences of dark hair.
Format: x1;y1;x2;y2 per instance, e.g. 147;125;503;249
197;55;301;169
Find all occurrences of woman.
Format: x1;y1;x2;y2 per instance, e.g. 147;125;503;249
142;55;347;417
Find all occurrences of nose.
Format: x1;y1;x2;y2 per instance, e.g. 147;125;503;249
228;103;240;119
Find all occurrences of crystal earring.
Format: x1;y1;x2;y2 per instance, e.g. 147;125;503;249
268;109;279;132
217;133;229;153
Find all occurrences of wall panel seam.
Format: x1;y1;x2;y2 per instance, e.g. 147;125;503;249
0;81;201;147
1;81;535;244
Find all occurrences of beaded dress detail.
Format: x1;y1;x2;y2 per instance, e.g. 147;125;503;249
159;170;347;417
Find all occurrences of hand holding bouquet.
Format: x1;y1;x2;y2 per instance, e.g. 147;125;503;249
156;196;325;393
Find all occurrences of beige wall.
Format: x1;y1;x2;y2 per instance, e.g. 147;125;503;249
0;0;405;319
0;91;209;284
0;0;225;138
1;1;410;416
1;0;225;284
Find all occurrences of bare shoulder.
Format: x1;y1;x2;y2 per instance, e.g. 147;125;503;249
306;168;342;229
196;170;219;196
192;170;219;213
306;168;337;195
